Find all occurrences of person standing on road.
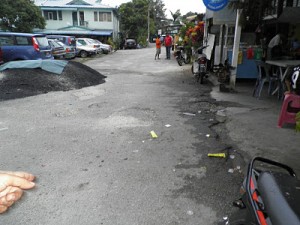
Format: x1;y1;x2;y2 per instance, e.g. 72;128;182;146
155;35;161;60
164;33;172;60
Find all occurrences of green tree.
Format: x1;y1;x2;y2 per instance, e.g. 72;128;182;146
119;0;160;45
153;0;167;33
170;10;181;23
0;0;45;32
119;0;147;41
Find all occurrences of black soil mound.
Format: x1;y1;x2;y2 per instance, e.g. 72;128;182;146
0;61;106;101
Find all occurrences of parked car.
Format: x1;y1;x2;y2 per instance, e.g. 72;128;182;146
0;32;53;62
76;38;102;54
55;40;76;59
48;39;66;59
124;39;137;49
47;35;76;59
0;47;3;65
75;41;97;58
92;39;112;54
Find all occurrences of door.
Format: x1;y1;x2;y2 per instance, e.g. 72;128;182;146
79;11;85;26
72;11;78;26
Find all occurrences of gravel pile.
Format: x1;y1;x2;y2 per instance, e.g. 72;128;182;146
0;61;106;101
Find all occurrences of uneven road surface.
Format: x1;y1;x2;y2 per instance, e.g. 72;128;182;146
0;45;243;225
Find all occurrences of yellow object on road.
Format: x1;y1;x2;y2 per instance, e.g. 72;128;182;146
207;153;226;158
150;131;158;138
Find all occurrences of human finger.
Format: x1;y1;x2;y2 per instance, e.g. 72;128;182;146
0;195;14;207
0;171;35;182
0;186;21;198
0;174;35;191
0;204;8;214
0;187;23;207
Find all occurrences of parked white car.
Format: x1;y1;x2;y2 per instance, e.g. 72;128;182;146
76;38;102;54
75;41;97;58
92;39;112;54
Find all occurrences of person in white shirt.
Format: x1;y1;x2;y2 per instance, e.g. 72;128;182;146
267;33;283;59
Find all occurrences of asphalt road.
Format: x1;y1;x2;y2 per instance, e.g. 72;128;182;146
0;45;244;225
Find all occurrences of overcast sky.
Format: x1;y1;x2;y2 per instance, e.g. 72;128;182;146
101;0;206;18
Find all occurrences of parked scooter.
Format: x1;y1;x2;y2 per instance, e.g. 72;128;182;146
226;157;300;225
174;45;190;66
191;45;209;84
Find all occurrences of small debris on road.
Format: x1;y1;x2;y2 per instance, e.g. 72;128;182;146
187;210;194;216
182;112;196;116
207;153;226;158
150;130;158;138
228;168;234;173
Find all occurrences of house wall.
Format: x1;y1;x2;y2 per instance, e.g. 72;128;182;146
112;13;119;40
44;10;73;29
43;9;115;31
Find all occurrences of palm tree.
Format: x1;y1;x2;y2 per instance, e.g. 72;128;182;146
170;10;181;23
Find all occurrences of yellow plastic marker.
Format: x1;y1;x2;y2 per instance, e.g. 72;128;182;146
207;153;226;158
150;131;158;138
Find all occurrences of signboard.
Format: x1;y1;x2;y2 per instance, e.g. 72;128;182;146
203;0;228;11
203;33;215;61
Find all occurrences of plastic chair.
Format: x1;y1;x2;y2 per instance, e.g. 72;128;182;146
253;60;278;99
278;93;300;128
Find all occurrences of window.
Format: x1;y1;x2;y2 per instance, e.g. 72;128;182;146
44;10;58;20
77;40;86;45
99;12;112;22
58;11;62;20
15;36;30;46
49;12;53;20
284;0;293;6
94;11;98;21
0;36;14;46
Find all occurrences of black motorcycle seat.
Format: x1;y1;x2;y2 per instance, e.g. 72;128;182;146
257;172;300;225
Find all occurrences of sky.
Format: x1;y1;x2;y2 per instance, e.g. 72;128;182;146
101;0;206;18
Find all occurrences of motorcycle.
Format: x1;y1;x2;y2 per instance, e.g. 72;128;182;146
174;45;190;66
191;45;209;84
226;157;300;225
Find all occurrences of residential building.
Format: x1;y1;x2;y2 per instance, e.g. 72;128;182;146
34;0;119;41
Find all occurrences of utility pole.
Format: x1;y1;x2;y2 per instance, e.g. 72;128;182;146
148;2;150;45
230;3;243;89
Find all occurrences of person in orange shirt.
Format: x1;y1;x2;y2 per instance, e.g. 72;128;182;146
155;35;161;60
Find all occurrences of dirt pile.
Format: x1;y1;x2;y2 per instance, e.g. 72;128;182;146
0;61;106;101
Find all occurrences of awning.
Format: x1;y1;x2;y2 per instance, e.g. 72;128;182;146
278;7;300;23
35;29;112;36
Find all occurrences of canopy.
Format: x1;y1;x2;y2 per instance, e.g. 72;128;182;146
278;7;300;23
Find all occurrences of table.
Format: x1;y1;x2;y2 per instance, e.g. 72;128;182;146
266;60;300;99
